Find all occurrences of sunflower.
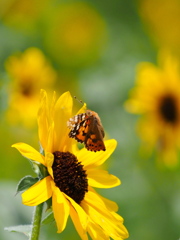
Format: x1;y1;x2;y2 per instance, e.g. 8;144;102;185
44;2;107;68
1;0;48;31
12;90;129;239
5;47;57;127
125;51;180;166
138;0;180;56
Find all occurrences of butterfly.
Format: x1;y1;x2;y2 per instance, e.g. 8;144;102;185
67;110;106;152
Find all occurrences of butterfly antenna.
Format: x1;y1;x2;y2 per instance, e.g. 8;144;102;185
74;96;83;105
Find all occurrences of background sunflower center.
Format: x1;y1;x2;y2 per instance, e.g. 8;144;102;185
19;79;35;97
52;151;88;204
159;95;178;123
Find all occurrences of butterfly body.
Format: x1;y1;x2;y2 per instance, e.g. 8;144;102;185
67;110;106;152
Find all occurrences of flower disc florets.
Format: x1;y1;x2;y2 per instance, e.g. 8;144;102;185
52;151;88;204
159;95;178;123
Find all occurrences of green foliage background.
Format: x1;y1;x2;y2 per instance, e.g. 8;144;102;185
0;0;179;240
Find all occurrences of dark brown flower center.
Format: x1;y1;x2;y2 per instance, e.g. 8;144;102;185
19;79;34;97
159;95;178;123
52;151;88;204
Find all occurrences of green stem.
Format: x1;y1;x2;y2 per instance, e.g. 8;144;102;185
29;203;44;240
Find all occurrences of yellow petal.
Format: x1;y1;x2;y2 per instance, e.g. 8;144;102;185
69;205;88;240
68;138;80;155
52;185;70;233
12;142;45;165
85;188;119;214
45;152;54;178
46;121;55;153
22;176;52;206
96;194;119;212
87;169;120;188
87;220;109;240
77;139;117;168
65;194;88;231
82;192;129;239
37;89;49;151
53;91;73;152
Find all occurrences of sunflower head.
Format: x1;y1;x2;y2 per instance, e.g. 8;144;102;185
12;90;129;239
158;94;179;124
5;48;57;127
52;151;88;204
125;51;180;167
44;2;107;68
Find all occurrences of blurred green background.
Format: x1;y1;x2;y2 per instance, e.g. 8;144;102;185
0;0;180;239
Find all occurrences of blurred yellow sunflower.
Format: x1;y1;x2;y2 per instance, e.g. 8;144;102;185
1;0;48;31
138;0;180;56
12;90;129;239
125;51;180;167
45;2;107;68
5;47;57;127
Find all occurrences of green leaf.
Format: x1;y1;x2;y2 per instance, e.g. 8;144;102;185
42;209;54;225
38;163;49;179
4;224;32;237
16;175;39;194
28;160;41;176
39;143;44;155
29;160;48;179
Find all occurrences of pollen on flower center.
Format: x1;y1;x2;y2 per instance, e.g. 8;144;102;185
52;151;88;204
159;95;178;123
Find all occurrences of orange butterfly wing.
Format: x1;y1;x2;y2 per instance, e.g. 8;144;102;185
84;116;106;152
67;110;106;152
